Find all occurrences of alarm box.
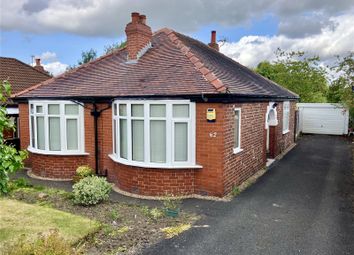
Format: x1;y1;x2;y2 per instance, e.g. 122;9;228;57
207;108;216;122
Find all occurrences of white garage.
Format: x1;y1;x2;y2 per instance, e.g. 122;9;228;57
298;103;349;135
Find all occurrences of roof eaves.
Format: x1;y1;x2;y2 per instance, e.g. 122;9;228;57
159;28;227;93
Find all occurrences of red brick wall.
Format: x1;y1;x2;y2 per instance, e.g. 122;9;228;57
18;103;31;166
222;103;268;195
18;100;296;197
275;101;296;155
30;154;88;179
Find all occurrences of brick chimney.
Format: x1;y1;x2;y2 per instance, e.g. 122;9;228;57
34;58;45;72
208;31;219;51
125;12;152;61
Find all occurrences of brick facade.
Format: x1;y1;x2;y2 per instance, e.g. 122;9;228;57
18;100;296;197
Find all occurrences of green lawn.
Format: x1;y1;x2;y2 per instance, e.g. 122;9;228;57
0;198;100;248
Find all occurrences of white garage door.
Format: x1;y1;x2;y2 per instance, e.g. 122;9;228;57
298;103;349;135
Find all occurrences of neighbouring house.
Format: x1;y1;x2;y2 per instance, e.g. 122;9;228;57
0;57;51;149
14;13;298;197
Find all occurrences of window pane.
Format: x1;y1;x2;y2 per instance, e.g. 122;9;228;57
49;117;61;151
30;104;34;114
174;123;188;161
132;104;144;117
132;120;144;161
66;119;78;150
173;105;189;118
36;105;43;113
48;104;60;115
36;116;45;149
119;104;127;116
113;104;117;116
65;104;79;115
150;105;166;117
150;120;166;163
234;111;240;148
120;119;127;159
31;116;35;147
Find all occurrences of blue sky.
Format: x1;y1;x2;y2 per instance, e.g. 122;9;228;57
1;14;278;66
1;1;353;75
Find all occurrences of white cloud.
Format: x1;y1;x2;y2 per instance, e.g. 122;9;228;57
1;0;353;37
32;51;68;76
220;13;354;67
36;51;57;62
43;61;68;76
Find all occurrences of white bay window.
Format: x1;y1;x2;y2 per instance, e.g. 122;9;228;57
29;101;85;155
111;100;198;168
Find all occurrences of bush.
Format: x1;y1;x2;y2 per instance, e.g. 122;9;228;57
4;229;82;255
72;176;112;206
75;165;94;178
162;196;181;210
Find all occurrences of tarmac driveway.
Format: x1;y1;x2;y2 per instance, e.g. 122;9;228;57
143;135;354;255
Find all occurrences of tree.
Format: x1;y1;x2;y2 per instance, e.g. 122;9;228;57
328;52;354;126
78;48;97;65
67;48;97;70
104;41;126;54
0;80;28;194
255;50;329;103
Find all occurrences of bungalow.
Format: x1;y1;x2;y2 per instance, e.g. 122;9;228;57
14;13;298;197
0;57;50;149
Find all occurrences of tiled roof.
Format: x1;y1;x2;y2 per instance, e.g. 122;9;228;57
0;57;51;95
15;29;298;100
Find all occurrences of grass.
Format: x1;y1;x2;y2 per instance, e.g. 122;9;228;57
0;198;100;249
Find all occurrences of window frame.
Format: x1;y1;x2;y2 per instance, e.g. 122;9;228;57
28;100;86;155
110;100;200;169
233;108;243;154
282;101;290;134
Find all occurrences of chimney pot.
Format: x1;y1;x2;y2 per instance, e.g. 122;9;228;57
35;58;41;66
208;30;219;51
131;12;140;23
139;15;146;25
211;31;216;44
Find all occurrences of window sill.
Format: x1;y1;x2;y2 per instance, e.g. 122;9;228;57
233;148;244;154
109;154;203;169
282;130;290;135
27;147;89;156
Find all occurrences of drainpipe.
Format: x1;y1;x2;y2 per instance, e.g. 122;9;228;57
90;102;111;176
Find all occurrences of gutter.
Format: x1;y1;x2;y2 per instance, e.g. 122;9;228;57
13;93;299;104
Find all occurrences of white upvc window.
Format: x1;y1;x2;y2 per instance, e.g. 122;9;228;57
111;100;199;169
233;108;243;154
28;100;86;155
282;101;290;134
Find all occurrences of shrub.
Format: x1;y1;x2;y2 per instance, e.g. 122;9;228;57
75;165;94;178
162;196;182;210
72;176;112;206
4;229;82;255
7;178;32;192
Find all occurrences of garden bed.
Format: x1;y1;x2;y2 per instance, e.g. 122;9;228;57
4;181;198;254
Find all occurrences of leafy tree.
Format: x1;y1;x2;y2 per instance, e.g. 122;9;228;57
255;50;329;103
0;80;28;194
67;48;97;70
104;41;126;54
78;48;97;65
328;52;354;126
